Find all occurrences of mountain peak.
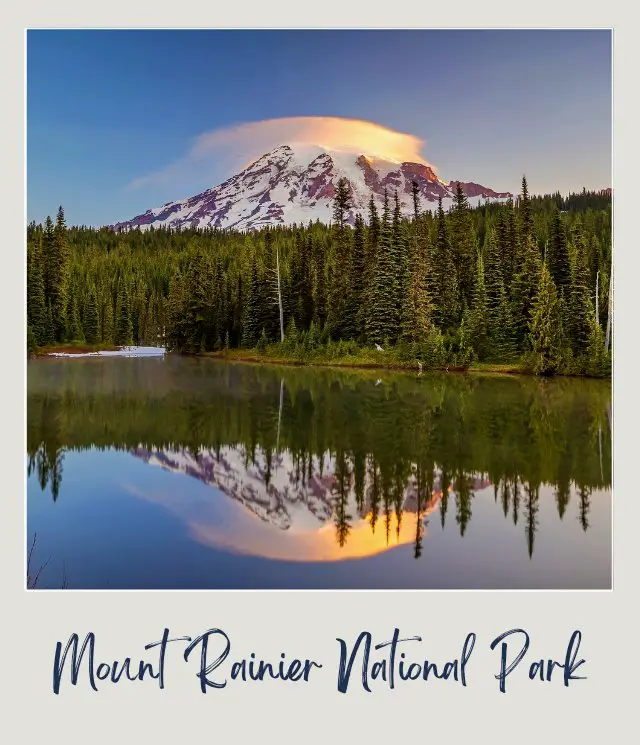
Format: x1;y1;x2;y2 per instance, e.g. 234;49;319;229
112;144;512;232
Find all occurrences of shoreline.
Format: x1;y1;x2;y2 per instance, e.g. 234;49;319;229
199;350;608;380
32;344;610;380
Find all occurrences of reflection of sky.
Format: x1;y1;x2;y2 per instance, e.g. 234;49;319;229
27;448;612;590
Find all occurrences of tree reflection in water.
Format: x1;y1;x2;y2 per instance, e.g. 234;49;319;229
27;356;611;560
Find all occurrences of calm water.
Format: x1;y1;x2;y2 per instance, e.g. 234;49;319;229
26;355;612;589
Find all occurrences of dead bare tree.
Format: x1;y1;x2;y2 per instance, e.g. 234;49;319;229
266;246;285;342
26;533;50;589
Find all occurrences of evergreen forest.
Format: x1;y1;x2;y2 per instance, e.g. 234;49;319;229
26;179;612;377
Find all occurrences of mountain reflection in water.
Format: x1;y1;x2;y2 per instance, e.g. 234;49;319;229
27;356;611;588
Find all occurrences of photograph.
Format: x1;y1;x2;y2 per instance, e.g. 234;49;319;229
26;28;612;591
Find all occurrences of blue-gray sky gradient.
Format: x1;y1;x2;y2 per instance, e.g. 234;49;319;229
27;29;612;226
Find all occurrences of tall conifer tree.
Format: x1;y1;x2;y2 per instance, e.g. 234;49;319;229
27;238;47;345
528;263;563;375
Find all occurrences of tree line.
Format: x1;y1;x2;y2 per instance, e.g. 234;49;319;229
26;179;612;376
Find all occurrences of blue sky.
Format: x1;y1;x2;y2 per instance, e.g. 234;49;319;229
27;29;612;227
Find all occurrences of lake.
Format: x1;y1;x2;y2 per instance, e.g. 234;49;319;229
26;354;612;590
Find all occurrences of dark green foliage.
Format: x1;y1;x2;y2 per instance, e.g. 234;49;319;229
519;176;533;244
527;263;564;375
83;286;100;344
26;184;610;377
42;211;71;342
401;219;434;344
450;182;476;311
468;253;489;360
585;318;610;377
511;235;543;351
68;289;85;342
493;283;517;361
115;283;134;346
241;265;260;348
411;180;420;221
332;177;352;229
27;325;37;358
352;213;367;341
568;221;595;356
44;302;55;345
432;196;459;330
256;328;268;352
101;293;114;345
547;208;571;291
326;219;354;339
27;238;47;345
366;191;398;345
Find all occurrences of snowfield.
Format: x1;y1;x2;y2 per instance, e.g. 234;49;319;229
112;143;513;233
48;346;166;358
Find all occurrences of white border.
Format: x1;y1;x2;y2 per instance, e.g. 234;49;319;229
3;7;637;743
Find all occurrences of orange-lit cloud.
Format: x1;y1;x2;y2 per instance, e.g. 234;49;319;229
127;116;431;191
127;481;442;563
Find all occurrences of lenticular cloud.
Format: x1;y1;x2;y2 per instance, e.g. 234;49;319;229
128;116;431;191
198;116;429;165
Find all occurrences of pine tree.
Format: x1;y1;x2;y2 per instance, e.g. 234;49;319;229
411;180;421;222
255;231;282;341
83;286;100;344
449;182;476;311
115;283;134;346
241;264;260;348
26;238;47;345
312;241;327;331
547;208;571;291
49;206;71;341
432;196;458;330
182;242;216;351
332;177;352;229
511;235;543;350
528;263;563;375
504;198;519;290
101;292;114;345
585;316;610;377
42;216;55;306
284;315;298;351
363;196;380;336
295;234;314;330
44;302;55;345
493;282;517;361
392;192;409;335
68;288;84;342
483;229;504;354
519;176;534;245
166;270;187;350
326;206;353;340
352;213;367;341
468;252;489;360
568;221;594;356
366;190;397;345
401;218;434;344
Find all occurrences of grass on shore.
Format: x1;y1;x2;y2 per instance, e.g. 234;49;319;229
202;347;527;377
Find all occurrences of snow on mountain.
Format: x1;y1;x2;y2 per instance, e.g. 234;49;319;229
131;443;492;535
113;143;513;232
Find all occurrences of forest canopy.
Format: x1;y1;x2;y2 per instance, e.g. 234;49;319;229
26;181;612;377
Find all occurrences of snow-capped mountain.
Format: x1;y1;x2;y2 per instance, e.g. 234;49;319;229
113;143;512;232
131;444;491;534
